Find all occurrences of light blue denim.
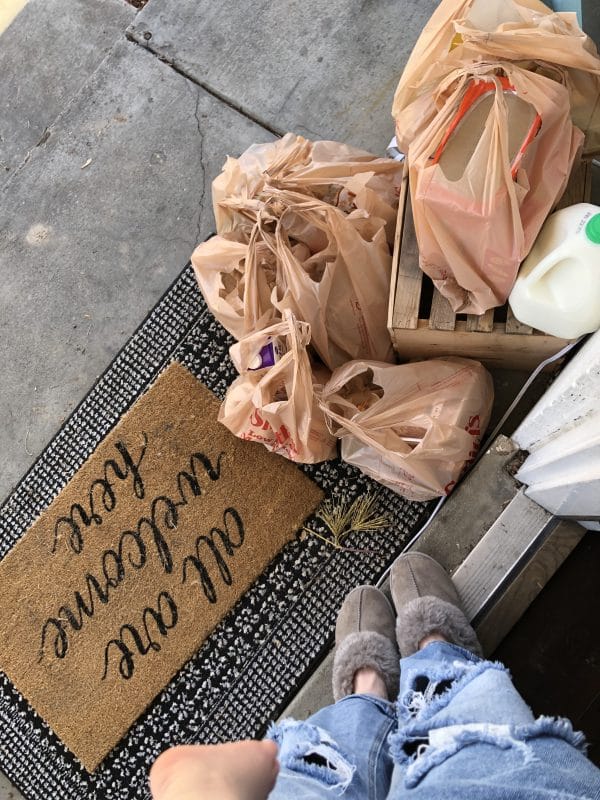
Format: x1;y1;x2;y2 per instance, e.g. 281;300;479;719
267;642;600;799
267;693;396;799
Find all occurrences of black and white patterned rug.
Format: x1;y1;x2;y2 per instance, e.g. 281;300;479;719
0;264;429;800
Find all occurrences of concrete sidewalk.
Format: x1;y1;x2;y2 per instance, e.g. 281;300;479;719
0;1;433;796
0;0;433;502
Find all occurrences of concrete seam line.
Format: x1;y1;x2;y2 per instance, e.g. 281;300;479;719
125;30;286;139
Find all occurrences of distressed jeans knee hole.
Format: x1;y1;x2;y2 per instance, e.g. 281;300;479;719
267;719;356;793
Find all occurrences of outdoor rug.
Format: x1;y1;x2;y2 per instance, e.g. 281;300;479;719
0;262;429;800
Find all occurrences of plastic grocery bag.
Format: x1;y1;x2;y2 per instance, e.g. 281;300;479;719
213;133;403;244
219;313;337;463
409;62;582;313
192;190;395;367
267;191;394;369
190;227;280;340
320;358;494;501
392;0;600;156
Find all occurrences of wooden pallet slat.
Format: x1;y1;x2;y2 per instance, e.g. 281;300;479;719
429;289;456;331
505;306;533;335
391;170;422;331
466;309;495;333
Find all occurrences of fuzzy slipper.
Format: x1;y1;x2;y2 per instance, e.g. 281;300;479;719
332;586;400;702
396;596;482;658
390;552;482;657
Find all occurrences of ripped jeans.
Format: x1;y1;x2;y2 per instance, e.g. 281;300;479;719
267;642;600;799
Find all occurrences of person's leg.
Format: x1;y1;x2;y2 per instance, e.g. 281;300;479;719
386;553;600;800
267;585;399;800
148;585;400;800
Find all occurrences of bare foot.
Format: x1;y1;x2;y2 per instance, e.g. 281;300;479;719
418;632;448;650
149;740;279;800
353;666;388;699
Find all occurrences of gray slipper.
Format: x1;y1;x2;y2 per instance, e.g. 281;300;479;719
390;552;482;658
332;585;400;702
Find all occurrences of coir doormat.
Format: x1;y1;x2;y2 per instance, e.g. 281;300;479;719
0;264;429;800
0;362;322;771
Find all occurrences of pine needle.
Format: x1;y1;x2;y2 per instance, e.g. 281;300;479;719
303;492;389;552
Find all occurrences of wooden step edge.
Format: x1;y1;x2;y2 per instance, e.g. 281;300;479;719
452;488;584;655
473;519;585;655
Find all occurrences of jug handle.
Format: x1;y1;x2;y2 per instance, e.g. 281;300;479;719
521;242;572;286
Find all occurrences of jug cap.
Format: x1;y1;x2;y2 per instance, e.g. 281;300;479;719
585;213;600;244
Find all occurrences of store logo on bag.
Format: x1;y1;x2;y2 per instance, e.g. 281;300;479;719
443;416;483;495
243;408;299;459
463;415;482;473
465;415;481;437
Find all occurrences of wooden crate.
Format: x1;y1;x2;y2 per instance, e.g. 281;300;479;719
387;159;592;371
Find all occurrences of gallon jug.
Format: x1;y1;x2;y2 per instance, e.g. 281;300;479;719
509;203;600;339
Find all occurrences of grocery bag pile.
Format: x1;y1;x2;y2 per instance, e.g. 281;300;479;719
192;134;494;501
191;1;600;500
392;0;600;315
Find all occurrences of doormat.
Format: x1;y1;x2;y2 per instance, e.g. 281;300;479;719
0;362;322;772
0;262;429;800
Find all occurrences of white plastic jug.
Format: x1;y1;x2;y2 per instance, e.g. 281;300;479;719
509;203;600;339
